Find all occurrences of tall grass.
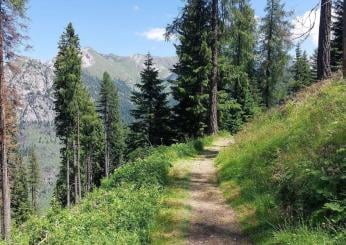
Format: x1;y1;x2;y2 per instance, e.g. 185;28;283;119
9;137;213;244
217;80;346;244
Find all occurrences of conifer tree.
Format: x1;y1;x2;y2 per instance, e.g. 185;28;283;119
331;0;344;72
28;148;40;212
98;72;125;177
0;0;28;238
167;0;211;138
290;44;312;92
259;0;292;107
11;155;30;224
79;86;104;190
219;0;256;130
54;23;83;206
130;53;171;147
6;87;30;224
310;49;318;81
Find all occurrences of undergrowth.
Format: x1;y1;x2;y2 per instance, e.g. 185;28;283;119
217;80;346;244
9;136;213;244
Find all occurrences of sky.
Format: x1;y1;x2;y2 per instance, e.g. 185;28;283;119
22;0;321;61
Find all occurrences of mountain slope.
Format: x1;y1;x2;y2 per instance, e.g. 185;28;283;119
217;79;346;244
7;48;177;124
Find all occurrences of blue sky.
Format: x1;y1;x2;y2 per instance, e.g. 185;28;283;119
23;0;320;60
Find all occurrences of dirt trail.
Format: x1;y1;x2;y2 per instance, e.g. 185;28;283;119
187;138;251;245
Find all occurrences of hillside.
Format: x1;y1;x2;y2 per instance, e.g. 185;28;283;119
217;80;346;244
6;49;176;212
8;137;213;244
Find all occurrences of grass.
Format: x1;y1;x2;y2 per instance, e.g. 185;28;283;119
151;159;192;244
216;80;346;244
9;136;214;244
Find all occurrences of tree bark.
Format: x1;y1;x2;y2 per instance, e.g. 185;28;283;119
317;0;332;80
73;139;79;203
0;2;11;239
104;102;109;177
343;0;346;78
66;149;70;207
77;111;81;200
209;0;219;135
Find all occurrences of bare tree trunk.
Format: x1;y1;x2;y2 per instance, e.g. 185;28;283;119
86;151;93;192
73;139;79;203
209;0;219;135
66;150;70;207
0;3;11;239
343;0;346;78
77;111;81;199
317;0;332;80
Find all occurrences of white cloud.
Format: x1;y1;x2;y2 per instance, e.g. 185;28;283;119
140;28;166;41
133;5;140;12
292;9;320;46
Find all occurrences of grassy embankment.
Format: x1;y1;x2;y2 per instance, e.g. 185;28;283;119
217;80;346;244
9;137;213;244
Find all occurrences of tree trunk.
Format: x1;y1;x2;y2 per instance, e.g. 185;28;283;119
209;0;219;135
104;103;109;177
265;0;274;108
66;149;70;207
73;139;79;203
317;0;332;80
343;0;346;78
0;4;11;239
77;111;81;200
86;153;92;192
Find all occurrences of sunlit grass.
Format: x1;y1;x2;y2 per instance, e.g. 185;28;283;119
216;80;346;244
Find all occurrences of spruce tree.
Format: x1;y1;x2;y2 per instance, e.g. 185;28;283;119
28;148;40;212
167;0;211;138
98;72;125;177
130;53;171;147
79;86;104;190
54;23;105;203
331;0;344;72
219;0;256;130
259;0;292;107
290;44;312;92
310;49;318;81
11;155;30;224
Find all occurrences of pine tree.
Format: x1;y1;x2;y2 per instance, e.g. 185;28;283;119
54;23;83;206
130;53;172;147
167;0;211;138
0;0;28;238
10;155;30;224
290;44;312;92
331;0;343;72
259;0;292;107
310;49;318;81
317;0;332;80
79;86;104;191
219;0;256;130
98;72;125;177
28;148;40;212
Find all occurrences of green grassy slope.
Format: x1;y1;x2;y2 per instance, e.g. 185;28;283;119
217;80;346;244
10;137;212;244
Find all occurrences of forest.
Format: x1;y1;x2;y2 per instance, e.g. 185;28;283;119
0;0;345;244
